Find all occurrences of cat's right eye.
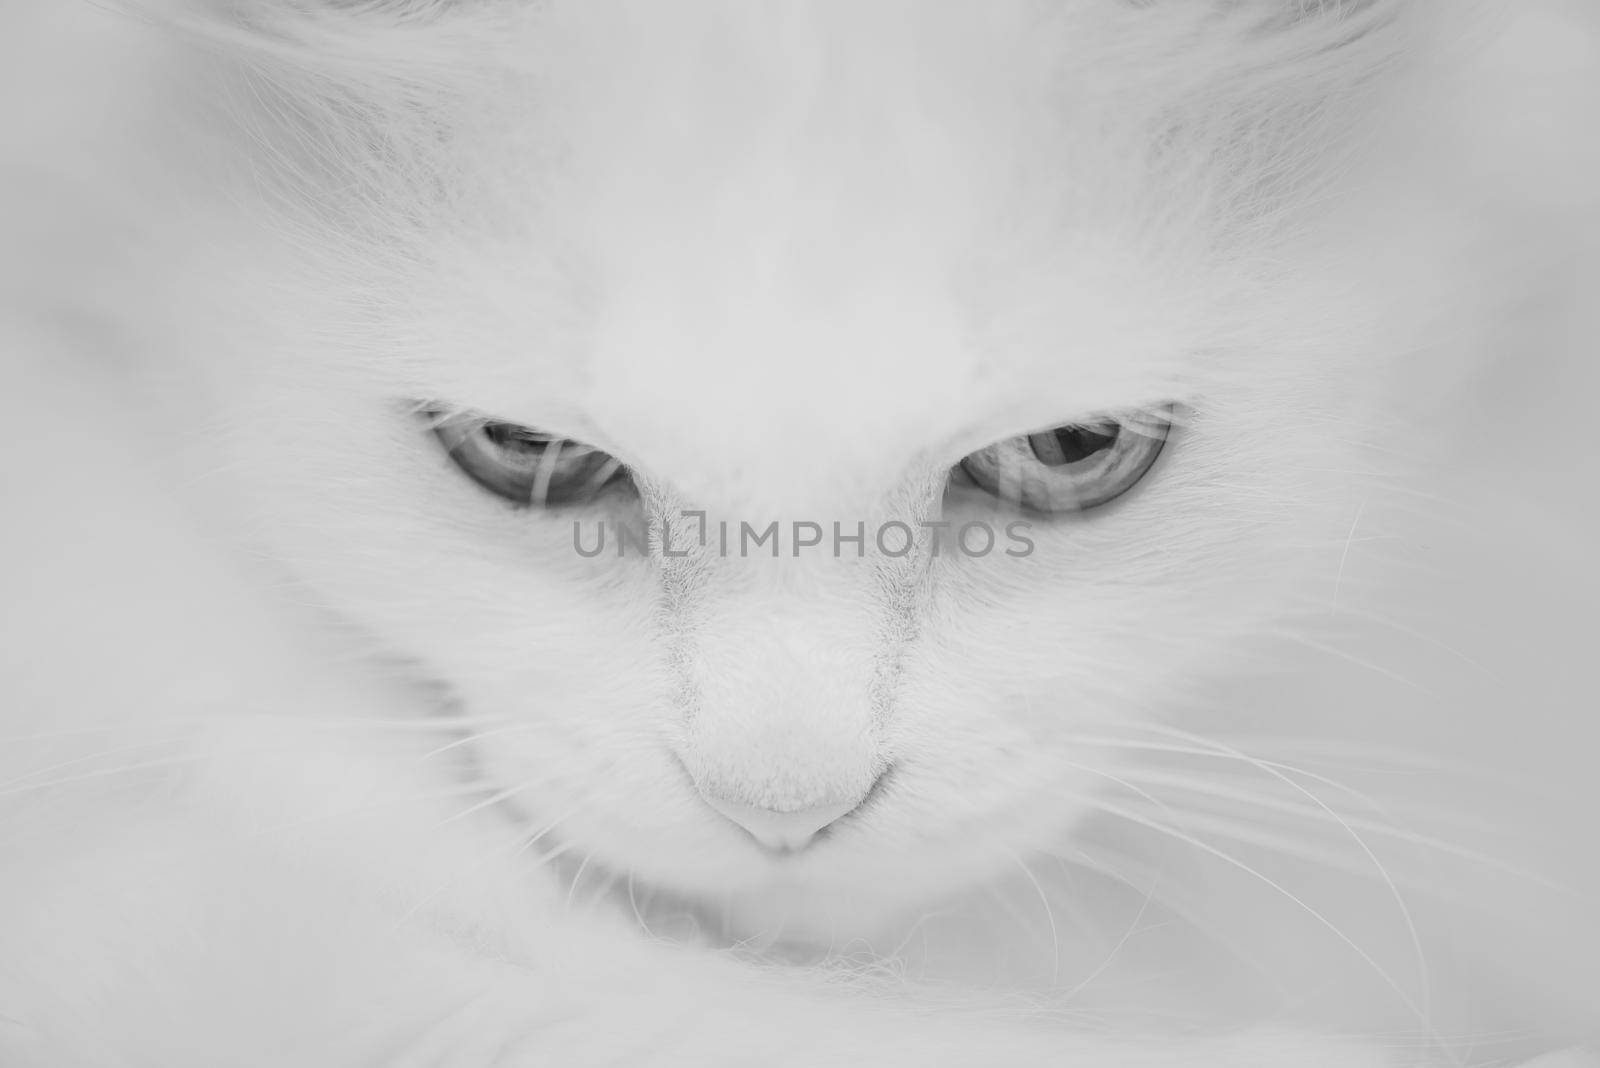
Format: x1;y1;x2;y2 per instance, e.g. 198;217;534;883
953;406;1172;515
424;410;632;508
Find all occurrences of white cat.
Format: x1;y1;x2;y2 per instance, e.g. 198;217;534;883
2;1;1598;1065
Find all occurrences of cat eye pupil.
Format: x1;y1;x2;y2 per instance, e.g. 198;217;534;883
483;423;555;454
1029;424;1119;467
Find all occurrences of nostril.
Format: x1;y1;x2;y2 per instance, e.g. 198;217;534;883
702;795;862;854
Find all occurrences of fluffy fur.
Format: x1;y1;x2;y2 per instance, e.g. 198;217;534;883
2;1;1598;1065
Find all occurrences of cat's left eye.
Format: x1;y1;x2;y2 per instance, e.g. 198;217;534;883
426;411;631;508
954;407;1172;514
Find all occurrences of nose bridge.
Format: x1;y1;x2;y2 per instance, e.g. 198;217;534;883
587;261;973;519
679;581;888;813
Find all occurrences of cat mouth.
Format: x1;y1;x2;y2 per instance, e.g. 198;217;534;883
431;692;901;912
448;735;960;947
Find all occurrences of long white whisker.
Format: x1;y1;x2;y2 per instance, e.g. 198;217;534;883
1059;761;1428;1025
565;851;595;912
0;755;199;800
436;777;543;827
416;722;530;763
1060;868;1162;1005
1010;853;1062;988
1111;769;1574;896
1110;729;1435;1027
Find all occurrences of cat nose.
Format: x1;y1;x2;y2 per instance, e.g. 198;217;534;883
702;795;863;854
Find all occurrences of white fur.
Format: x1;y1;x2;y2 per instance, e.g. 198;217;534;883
2;1;1598;1064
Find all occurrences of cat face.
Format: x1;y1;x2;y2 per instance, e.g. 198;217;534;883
132;0;1476;932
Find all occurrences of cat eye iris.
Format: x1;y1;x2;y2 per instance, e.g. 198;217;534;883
956;407;1171;514
427;412;631;507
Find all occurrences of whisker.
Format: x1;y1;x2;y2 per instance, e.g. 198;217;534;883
436;777;544;827
1059;869;1162;1005
0;734;192;792
0;712;513;746
1072;725;1536;795
626;872;653;939
1054;846;1290;996
1277;632;1435;695
1111;729;1434;1026
1113;793;1574;901
415;722;530;763
1324;607;1501;680
1331;494;1368;611
0;754;201;801
564;851;595;912
1061;767;1429;1026
1010;852;1062;988
247;781;495;838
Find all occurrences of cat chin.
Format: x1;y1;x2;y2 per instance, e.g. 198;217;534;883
447;701;1101;945
501;785;1060;950
539;836;1001;950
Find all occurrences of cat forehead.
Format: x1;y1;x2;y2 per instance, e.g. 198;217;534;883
395;4;1231;434
234;0;1414;491
405;236;1196;512
407;130;1198;479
